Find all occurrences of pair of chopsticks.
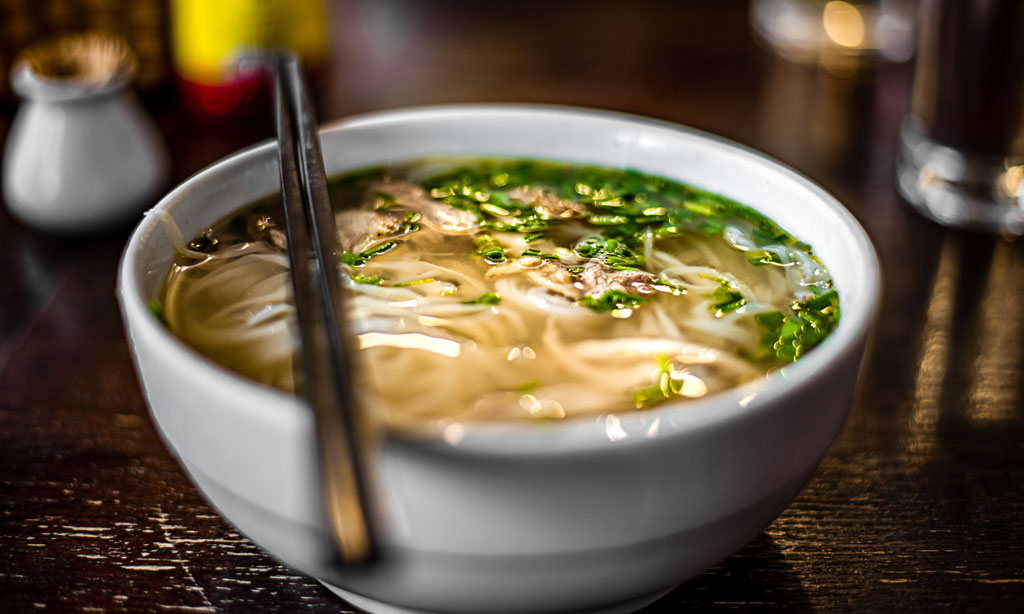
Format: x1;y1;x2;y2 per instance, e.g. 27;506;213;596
272;55;378;565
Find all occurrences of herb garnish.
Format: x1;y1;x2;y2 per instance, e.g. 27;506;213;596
746;248;785;266
394;278;437;287
573;236;645;267
473;236;507;264
633;355;679;409
352;273;384;285
651;278;686;296
341;241;398;267
579;289;645;314
755;290;839;361
521;248;559;260
373;191;397;210
702;275;748;317
463;292;502;306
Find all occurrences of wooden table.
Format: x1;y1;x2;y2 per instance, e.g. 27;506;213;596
2;3;1022;612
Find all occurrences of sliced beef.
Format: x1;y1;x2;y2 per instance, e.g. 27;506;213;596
578;260;654;296
336;209;406;253
373;181;478;233
487;257;580;299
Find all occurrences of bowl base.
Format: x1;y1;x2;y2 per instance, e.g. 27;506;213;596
319;580;674;614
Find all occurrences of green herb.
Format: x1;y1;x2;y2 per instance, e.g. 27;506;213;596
755;290;840;362
148;299;169;328
341;241;398;267
340;251;363;267
352;273;383;285
796;289;838;312
651;278;686;296
485;213;548;233
514;380;539;393
490;172;510;187
480;202;511;216
754;310;785;329
746;248;784;266
399;222;421;235
710;289;746;316
633;385;668;410
700;275;747;316
394;278;437;287
579;289;645;314
463;292;502;305
364;241;398;258
683;199;720;217
374;191;397;210
473;236;507;264
573;236;645;268
632;355;683;409
588;214;630;226
521;248;559;260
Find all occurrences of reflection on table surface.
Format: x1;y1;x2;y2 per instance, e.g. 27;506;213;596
1;2;1022;612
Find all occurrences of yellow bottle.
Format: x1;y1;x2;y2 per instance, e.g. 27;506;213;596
170;0;327;115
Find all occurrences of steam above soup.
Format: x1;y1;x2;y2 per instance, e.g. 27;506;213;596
155;159;839;427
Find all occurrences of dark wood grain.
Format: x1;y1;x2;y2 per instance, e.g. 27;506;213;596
2;2;1022;612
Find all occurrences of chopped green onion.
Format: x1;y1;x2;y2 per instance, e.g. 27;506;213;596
342;241;398;267
352;273;383;285
341;251;363;267
573;236;645;267
746;249;784;266
394;278;437;287
651;278;686;296
702;275;747;316
364;241;397;257
374;191;397;210
463;292;501;305
588;214;630;225
480;203;511;216
473;236;507;264
521;248;559;260
579;289;645;314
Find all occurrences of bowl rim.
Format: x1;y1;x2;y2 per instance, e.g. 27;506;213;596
118;102;882;456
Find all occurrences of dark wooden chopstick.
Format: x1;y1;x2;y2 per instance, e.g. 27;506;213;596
273;54;378;565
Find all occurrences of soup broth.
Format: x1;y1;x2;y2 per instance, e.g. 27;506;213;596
157;159;839;427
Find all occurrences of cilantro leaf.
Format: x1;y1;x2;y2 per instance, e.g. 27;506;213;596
579;289;645;314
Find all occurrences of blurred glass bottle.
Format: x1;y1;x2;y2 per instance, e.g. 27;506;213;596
170;0;328;116
896;0;1024;233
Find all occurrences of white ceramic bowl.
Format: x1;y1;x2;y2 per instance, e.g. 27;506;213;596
118;105;880;614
